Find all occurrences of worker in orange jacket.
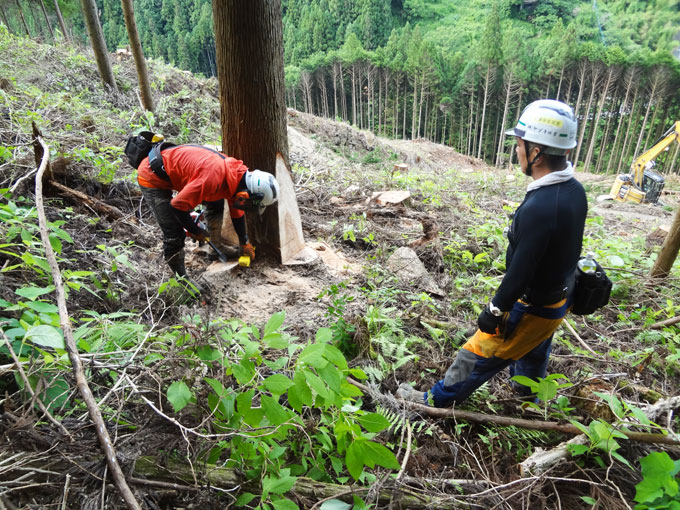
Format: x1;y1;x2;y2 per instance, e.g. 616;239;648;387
137;144;279;282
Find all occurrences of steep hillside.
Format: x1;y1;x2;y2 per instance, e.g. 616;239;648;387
2;29;680;510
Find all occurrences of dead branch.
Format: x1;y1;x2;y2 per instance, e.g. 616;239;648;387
564;320;598;356
47;179;138;225
347;378;680;446
33;134;142;510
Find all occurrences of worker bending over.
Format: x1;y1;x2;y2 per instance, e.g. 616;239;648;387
399;99;587;407
137;144;279;284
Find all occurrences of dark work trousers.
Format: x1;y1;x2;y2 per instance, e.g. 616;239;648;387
140;186;225;260
140;186;184;261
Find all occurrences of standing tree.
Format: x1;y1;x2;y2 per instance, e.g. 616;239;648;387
52;0;69;41
37;0;54;41
80;0;117;91
121;0;152;111
651;207;680;279
213;0;307;263
15;0;31;37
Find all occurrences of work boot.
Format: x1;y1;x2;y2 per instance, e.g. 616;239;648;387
166;250;187;277
166;251;205;297
396;383;430;406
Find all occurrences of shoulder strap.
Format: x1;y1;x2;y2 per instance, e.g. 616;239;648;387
147;142;176;181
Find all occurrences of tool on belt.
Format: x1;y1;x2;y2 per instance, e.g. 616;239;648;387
186;210;228;263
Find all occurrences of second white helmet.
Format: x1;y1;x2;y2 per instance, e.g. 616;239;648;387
245;169;280;211
505;99;578;155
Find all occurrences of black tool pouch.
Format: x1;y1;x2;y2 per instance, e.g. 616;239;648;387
571;258;612;316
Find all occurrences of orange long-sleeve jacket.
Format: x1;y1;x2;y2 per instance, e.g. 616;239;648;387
137;145;248;218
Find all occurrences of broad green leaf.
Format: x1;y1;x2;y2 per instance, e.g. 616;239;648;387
349;368;367;380
233;358;255;384
298;344;328;369
235;493;257;506
204;377;227;397
293;371;313;406
167;381;193;412
27;301;57;313
197;345;222;361
303;369;329;399
358;412;390;433
15;286;54;300
635;452;678;503
24;325;65;349
362;441;400;470
261;395;290;426
262;473;297;496
236;389;254;413
265;311;286;336
510;375;537;390
319;500;352;510
272;498;299;510
345;441;364;480
287;385;303;413
49;233;62;254
316;327;333;343
322;344;348;370
318;363;342;393
263;374;294;395
264;333;289;349
243;407;264;427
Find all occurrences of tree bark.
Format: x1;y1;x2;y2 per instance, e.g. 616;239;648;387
212;0;291;258
650;204;680;278
15;0;31;37
0;4;12;34
134;457;470;509
52;0;69;42
121;0;153;112
573;61;601;167
80;0;117;91
37;0;54;40
605;68;634;174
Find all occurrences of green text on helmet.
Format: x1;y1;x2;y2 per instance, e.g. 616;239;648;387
505;99;578;155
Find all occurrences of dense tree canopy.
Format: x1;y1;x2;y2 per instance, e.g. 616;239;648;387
3;0;678;170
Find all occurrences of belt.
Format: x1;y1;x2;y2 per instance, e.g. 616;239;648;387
521;285;569;306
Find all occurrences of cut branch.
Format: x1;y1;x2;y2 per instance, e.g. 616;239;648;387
33;134;141;510
347;378;680;445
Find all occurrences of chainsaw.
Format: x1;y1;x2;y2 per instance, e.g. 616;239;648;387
187;210;228;263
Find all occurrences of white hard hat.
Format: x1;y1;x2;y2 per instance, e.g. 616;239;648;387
245;169;280;211
505;99;578;155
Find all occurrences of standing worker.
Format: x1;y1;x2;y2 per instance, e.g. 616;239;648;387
398;99;587;407
136;143;279;288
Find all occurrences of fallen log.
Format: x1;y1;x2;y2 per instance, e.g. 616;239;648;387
519;396;680;476
48;179;138;225
133;456;473;509
347;379;680;446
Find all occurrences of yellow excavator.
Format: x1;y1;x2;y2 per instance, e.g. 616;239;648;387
610;121;680;204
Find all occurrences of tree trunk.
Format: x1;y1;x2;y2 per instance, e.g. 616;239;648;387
37;0;54;40
417;70;426;138
402;80;407;139
495;71;515;167
15;0;31;37
573;62;600;167
618;83;640;174
556;63;565;100
606;68;634;174
339;62;347;121
80;0;117;91
411;74;418;139
0;4;12;33
212;0;292;259
650;205;680;278
634;68;666;158
583;65;617;172
121;0;153;112
331;61;339;119
52;0;69;42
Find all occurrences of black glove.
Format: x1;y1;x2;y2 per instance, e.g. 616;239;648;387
478;305;503;335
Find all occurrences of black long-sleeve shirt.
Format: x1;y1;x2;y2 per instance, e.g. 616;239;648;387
492;177;587;311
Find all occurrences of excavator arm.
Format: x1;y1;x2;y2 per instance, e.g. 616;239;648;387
632;121;680;188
